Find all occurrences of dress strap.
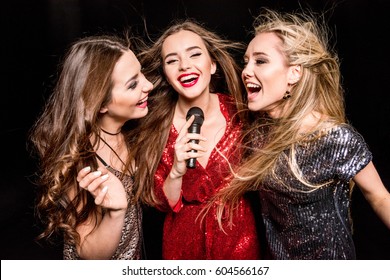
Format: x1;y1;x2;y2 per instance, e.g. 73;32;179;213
97;134;127;167
95;153;109;168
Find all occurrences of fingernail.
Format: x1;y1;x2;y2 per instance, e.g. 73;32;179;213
102;186;108;193
101;174;109;180
84;166;91;172
93;171;102;176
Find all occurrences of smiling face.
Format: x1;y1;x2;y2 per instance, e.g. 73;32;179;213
242;32;298;118
101;50;153;122
161;30;216;100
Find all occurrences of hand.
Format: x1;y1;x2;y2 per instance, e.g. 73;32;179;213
171;115;207;178
77;166;128;211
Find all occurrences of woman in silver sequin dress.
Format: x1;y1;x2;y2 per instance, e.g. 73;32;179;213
30;35;153;259
212;9;390;259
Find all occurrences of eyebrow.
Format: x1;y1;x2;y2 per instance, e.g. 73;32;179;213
163;46;202;60
243;51;269;59
253;51;268;56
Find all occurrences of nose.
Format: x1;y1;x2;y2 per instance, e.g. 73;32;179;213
179;57;191;71
143;79;153;93
242;63;253;78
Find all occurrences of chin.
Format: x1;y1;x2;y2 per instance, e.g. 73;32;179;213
248;103;261;112
138;109;148;118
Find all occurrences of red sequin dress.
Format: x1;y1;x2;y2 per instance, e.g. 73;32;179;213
154;93;260;260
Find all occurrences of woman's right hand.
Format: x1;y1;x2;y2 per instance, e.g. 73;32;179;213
77;166;127;211
170;115;207;179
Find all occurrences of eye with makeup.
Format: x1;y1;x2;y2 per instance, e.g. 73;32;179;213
190;52;202;58
128;80;138;90
255;57;267;65
165;58;178;65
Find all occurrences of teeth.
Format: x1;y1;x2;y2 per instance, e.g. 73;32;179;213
137;98;147;105
180;74;198;83
246;83;260;89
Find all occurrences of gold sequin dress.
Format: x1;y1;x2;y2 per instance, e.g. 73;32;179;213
63;167;142;260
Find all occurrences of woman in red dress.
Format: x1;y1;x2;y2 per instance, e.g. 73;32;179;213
137;20;261;259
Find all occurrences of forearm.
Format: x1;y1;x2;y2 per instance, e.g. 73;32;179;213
163;170;184;208
78;209;126;259
370;195;390;229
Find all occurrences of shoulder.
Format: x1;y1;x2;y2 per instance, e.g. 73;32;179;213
317;124;372;161
215;93;238;120
325;124;367;144
322;124;373;180
216;92;234;104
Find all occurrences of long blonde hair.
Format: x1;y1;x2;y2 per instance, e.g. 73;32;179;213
213;8;347;228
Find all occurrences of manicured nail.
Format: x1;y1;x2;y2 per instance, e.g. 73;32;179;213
102;186;108;193
83;166;91;172
93;171;102;176
101;174;109;180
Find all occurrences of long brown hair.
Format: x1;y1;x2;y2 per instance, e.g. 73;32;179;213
29;35;146;244
134;19;246;207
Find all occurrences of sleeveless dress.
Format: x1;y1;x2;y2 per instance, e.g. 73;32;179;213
63;159;143;260
259;124;372;259
154;93;260;260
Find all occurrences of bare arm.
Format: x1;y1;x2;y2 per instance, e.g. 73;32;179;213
353;161;390;229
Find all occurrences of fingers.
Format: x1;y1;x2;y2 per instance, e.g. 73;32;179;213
186;138;207;151
94;186;108;205
76;166;91;182
179;133;207;145
176;134;207;155
77;166;109;192
178;115;195;136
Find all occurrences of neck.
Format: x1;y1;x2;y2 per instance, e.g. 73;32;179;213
176;93;216;120
100;126;121;136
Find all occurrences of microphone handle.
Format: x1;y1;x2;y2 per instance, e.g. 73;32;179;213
186;139;199;169
187;122;201;169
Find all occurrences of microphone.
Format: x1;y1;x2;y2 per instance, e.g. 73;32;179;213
186;107;204;169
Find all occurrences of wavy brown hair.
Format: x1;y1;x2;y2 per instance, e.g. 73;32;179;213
29;35;150;244
133;19;247;207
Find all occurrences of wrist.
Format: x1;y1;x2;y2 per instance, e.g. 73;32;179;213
106;208;127;219
169;169;184;180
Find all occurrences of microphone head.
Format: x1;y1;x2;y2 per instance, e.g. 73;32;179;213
186;107;204;125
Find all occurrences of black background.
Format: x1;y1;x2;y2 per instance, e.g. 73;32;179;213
1;0;389;259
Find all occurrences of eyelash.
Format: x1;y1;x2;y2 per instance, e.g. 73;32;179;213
166;59;177;65
128;81;138;90
243;58;267;66
255;59;266;65
166;52;202;65
191;52;201;58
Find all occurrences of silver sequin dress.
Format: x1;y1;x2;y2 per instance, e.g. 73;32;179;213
63;167;143;260
260;124;372;259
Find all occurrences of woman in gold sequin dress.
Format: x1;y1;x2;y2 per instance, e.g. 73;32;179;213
30;35;153;259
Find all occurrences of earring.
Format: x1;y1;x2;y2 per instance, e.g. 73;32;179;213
283;91;291;99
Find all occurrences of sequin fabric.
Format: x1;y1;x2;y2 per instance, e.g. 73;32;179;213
63;167;142;260
154;93;260;260
260;124;372;259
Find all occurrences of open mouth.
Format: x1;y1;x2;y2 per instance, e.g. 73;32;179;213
178;73;199;88
136;97;148;108
246;83;261;94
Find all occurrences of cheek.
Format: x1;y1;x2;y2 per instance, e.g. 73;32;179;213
263;69;288;95
163;66;176;84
